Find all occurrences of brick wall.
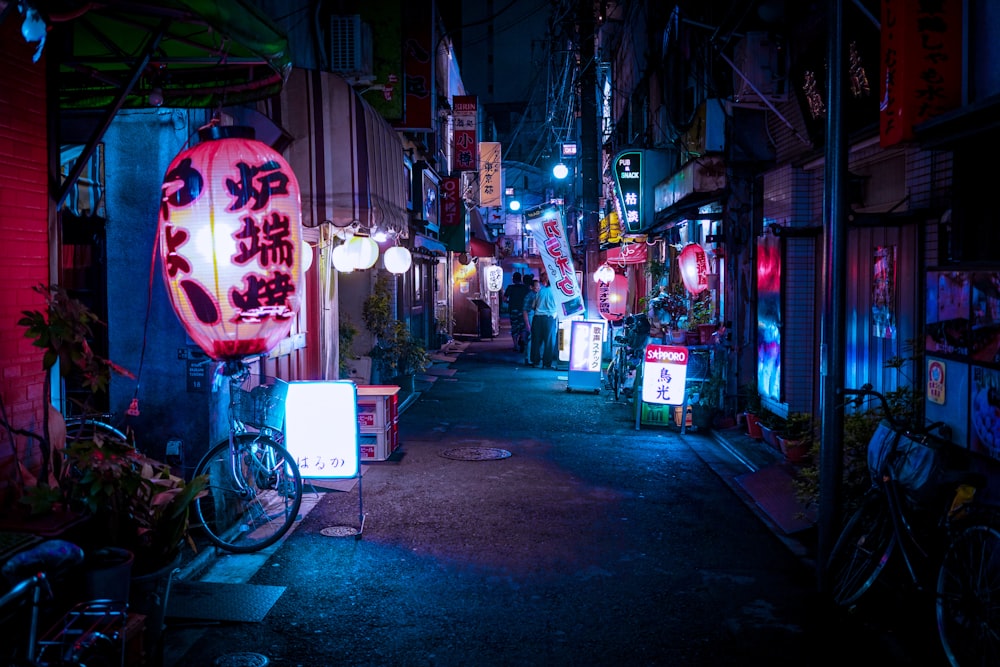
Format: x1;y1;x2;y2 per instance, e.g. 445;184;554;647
0;19;52;500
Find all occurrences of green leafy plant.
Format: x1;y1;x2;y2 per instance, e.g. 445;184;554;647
339;317;360;376
363;273;430;380
57;433;207;573
793;340;923;513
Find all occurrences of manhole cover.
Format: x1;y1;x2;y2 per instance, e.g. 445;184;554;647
321;525;361;537
213;653;269;667
439;446;512;461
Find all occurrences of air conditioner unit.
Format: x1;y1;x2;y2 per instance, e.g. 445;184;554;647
732;31;787;103
330;15;374;80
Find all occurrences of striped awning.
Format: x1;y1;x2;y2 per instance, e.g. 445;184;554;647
266;69;408;238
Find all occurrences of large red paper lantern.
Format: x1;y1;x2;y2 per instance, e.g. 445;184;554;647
678;243;709;295
159;126;302;361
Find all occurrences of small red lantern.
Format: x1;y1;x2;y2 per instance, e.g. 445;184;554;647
159;126;302;361
597;274;629;321
678;243;709;295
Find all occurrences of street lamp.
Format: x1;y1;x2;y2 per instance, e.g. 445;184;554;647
552;162;569;180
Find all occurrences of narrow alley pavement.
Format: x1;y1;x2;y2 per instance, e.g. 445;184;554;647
162;334;945;667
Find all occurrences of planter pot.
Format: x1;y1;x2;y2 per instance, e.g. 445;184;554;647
673;405;692;427
778;436;810;463
82;547;134;604
745;412;763;439
684;330;701;346
698;324;716;344
759;422;780;449
691;405;713;430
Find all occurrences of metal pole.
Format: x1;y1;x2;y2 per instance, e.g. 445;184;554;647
818;0;849;591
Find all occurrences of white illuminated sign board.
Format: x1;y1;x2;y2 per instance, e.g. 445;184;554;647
613;150;642;233
285;381;359;479
641;344;688;405
569;320;606;372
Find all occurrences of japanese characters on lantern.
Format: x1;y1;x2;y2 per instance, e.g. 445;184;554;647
678;243;709;295
159;126;302;361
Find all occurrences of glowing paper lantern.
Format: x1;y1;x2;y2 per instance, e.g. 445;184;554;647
159;126;302;361
346;236;379;270
594;262;615;284
678;243;709;295
597;274;628;321
485;265;504;292
384;246;412;274
332;243;354;272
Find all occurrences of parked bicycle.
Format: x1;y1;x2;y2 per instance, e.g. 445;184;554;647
826;386;1000;667
190;357;303;553
605;313;650;401
0;539;126;666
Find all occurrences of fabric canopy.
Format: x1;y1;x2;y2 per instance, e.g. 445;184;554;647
43;0;291;109
269;69;409;237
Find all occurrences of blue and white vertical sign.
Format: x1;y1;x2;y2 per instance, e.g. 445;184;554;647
285;381;359;479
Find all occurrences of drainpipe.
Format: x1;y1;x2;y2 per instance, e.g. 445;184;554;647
818;0;849;592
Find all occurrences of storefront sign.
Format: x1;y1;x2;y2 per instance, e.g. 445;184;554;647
524;204;584;317
613;150;642;233
641;344;688;405
880;0;963;147
597;274;628;321
285;381;359;479
452;95;478;172
479;142;502;207
927;358;946;405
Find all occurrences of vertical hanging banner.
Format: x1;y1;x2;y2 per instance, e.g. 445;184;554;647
525;204;584;317
438;176;467;252
452;96;478;172
479;142;502;208
880;0;962;147
396;0;434;131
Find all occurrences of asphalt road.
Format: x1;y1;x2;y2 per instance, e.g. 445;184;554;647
163;335;946;667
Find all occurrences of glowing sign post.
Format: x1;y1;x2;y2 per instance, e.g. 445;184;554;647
284;381;359;479
641;344;689;406
159;126;302;361
568;320;606;393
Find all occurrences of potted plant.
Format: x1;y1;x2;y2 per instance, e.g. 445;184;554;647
15;285;207;574
741;382;764;439
363;274;431;386
777;412;815;463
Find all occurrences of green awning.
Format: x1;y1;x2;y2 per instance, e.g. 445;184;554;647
42;0;291;109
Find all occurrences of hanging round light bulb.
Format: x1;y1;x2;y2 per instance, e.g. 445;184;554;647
594;262;616;284
384;246;412;274
332;243;354;272
301;240;314;272
347;236;379;270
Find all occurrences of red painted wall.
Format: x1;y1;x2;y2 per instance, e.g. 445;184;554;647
0;17;52;503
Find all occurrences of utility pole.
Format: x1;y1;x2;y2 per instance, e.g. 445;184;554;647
578;0;600;284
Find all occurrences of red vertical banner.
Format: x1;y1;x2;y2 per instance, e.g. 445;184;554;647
396;0;434;131
452;95;478;172
438;176;467;252
880;0;963;147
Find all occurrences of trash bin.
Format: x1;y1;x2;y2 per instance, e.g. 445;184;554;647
472;299;493;340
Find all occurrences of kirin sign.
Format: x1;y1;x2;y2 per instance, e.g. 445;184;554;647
159;127;302;361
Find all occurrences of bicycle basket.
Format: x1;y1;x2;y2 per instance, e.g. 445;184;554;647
233;378;288;430
866;419;943;499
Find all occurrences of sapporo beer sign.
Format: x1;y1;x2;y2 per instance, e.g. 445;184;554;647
641;344;688;405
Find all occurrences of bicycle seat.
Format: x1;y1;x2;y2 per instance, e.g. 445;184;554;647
1;539;84;584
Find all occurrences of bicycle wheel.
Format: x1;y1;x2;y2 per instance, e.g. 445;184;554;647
192;433;303;553
936;523;1000;667
826;491;896;607
64;417;129;446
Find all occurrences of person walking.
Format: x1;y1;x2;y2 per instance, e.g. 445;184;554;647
503;272;530;352
529;272;559;369
521;276;540;365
